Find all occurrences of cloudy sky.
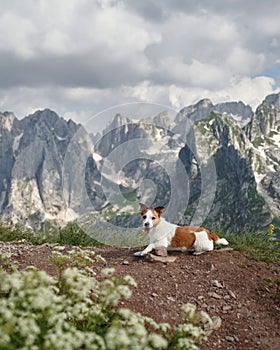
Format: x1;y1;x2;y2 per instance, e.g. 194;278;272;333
0;0;280;123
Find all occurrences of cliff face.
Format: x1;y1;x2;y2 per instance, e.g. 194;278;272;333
0;109;86;228
0;94;279;232
179;112;271;231
245;93;280;218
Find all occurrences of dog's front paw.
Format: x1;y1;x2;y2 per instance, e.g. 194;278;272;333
133;251;142;256
134;251;146;257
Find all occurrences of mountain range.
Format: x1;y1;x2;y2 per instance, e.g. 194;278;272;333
0;93;279;234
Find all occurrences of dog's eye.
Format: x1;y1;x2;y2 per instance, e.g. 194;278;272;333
143;215;147;219
152;216;156;220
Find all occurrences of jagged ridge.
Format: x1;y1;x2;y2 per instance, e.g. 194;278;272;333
0;94;279;232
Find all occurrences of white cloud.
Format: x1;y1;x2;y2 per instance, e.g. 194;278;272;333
168;76;279;111
0;0;280;121
156;57;230;89
0;11;36;58
0;0;161;61
123;80;169;104
226;47;266;76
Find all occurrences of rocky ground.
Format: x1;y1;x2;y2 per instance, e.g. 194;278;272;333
0;242;280;350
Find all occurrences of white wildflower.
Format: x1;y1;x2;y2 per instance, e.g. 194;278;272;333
199;311;212;325
157;322;171;333
177;338;198;350
95;254;106;263
0;334;10;346
54;245;66;251
131;322;147;338
30;288;55;310
106;327;131;349
123;275;137;287
148;333;168;349
101;267;115;276
16;316;40;338
117;285;132;299
182;303;197;318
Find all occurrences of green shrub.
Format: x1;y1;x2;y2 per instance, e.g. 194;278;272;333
56;223;101;247
0;248;212;350
0;221;101;247
0;222;46;245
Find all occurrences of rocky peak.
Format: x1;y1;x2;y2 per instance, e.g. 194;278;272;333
175;98;214;124
0;93;279;232
152;110;172;128
196;98;213;109
214;101;253;127
0;111;17;132
214;101;252;116
246;94;280;141
175;98;252;128
195;112;245;153
264;92;280;109
22;109;61;129
104;113;132;133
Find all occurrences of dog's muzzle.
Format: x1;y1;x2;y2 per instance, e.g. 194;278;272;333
144;223;152;234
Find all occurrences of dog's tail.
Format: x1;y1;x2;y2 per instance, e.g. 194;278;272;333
208;231;229;245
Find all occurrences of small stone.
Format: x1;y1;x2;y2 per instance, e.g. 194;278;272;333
206;262;215;271
225;336;235;342
228;290;237;299
151;292;158;298
204;316;222;335
40;243;50;247
211;280;223;288
154;247;168;257
222;305;232;312
122;260;129;265
167;296;176;302
148;254;177;263
208;292;222;299
197;295;204;300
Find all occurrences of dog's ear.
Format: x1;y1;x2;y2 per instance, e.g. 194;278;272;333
139;203;148;214
154;206;164;217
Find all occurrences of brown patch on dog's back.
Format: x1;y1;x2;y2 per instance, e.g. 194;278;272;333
171;227;196;249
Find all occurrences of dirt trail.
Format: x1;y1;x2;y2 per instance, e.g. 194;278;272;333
1;242;280;350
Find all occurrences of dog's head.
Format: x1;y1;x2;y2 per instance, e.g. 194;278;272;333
139;203;164;234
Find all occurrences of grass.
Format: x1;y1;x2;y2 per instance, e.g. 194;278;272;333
224;226;280;305
0;219;147;248
226;227;280;265
275;279;280;305
1;221;280;263
0;221;101;247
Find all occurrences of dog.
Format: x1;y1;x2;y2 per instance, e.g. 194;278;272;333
134;203;229;256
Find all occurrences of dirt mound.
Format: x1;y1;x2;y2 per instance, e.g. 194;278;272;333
1;242;280;350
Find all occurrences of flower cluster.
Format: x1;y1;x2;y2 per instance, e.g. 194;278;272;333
0;248;212;349
267;224;275;237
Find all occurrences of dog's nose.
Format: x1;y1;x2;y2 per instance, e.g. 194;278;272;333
144;222;149;227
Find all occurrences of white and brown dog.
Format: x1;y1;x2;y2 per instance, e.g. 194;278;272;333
134;203;229;256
